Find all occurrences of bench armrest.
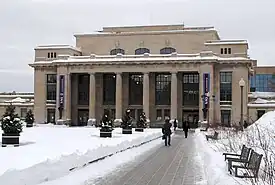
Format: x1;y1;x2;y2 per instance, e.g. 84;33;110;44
223;153;240;156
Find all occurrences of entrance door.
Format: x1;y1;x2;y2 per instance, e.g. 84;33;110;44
47;109;55;124
182;110;199;128
78;109;89;126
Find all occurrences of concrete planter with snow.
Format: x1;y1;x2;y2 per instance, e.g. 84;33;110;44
135;128;144;132
2;133;20;147
100;127;113;138
122;128;132;134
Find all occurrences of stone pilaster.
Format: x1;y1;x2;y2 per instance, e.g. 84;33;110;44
143;72;150;122
115;72;123;123
88;73;96;126
171;72;178;120
65;73;71;124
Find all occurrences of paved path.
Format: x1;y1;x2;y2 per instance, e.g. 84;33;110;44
91;130;207;185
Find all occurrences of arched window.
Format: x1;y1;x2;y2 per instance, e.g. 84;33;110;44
110;48;125;55
135;48;150;55
160;47;176;54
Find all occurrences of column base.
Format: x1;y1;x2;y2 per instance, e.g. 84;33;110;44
88;118;96;126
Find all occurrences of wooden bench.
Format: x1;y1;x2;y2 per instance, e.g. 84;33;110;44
231;150;263;178
223;145;251;172
205;131;218;141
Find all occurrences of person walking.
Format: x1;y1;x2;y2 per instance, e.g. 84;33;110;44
173;118;177;131
182;121;189;138
162;119;172;146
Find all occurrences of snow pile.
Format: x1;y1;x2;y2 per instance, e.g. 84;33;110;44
205;110;275;184
0;127;162;185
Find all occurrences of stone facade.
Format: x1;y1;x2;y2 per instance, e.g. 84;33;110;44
29;24;256;126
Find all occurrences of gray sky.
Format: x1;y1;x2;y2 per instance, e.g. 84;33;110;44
0;0;274;92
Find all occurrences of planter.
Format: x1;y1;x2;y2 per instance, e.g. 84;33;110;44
135;128;144;132
122;128;132;134
100;127;112;138
2;133;20;147
26;123;33;127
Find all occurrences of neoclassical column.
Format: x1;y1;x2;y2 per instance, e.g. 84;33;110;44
65;73;71;123
115;72;123;123
171;72;178;120
143;72;150;122
88;73;96;125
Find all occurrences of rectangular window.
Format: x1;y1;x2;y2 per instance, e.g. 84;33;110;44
46;74;57;101
228;48;231;54
221;48;223;54
48;52;50;58
51;52;53;58
78;74;89;105
129;74;143;105
155;74;171;105
103;74;116;105
220;72;232;103
182;73;199;106
224;48;227;54
54;52;57;58
221;110;231;127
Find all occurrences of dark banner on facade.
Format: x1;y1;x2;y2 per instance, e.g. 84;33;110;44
59;75;65;108
203;73;210;108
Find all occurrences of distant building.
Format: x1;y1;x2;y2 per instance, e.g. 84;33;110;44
250;67;275;92
29;24;257;127
0;92;34;119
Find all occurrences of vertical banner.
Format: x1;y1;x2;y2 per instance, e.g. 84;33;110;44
203;73;210;108
59;75;65;108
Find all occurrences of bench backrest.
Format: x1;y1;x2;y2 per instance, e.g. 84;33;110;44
240;145;251;160
247;150;263;176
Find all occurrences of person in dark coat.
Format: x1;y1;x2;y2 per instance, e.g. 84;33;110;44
173;119;177;131
162;119;172;146
182;121;189;138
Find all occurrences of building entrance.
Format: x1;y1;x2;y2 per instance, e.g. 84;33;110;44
77;109;89;126
182;110;199;128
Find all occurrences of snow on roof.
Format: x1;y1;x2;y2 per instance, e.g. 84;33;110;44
249;92;275;99
205;40;248;45
31;53;253;66
35;45;81;52
4;97;27;103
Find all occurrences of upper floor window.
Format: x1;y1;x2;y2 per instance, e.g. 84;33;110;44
155;73;171;105
135;48;150;55
110;48;125;55
160;47;176;54
250;74;275;92
220;72;232;103
46;74;57;101
221;48;231;55
47;52;57;58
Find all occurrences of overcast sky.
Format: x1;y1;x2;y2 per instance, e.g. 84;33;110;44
0;0;274;92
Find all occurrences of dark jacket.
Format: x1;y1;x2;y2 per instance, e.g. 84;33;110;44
162;121;172;135
182;121;189;132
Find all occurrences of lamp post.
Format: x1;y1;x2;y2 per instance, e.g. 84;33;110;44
239;78;245;131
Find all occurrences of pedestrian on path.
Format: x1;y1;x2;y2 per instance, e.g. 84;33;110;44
162;119;172;146
173;118;177;131
182;121;189;138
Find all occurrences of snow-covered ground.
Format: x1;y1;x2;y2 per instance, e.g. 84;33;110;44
202;110;275;185
0;125;162;185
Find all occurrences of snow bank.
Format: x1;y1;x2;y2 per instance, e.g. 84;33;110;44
205;110;275;184
0;127;162;185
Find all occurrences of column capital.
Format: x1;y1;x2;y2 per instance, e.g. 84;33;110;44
89;72;96;75
115;72;122;75
171;71;178;75
143;72;149;75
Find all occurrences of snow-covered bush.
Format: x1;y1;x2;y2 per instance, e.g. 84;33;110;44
1;104;23;134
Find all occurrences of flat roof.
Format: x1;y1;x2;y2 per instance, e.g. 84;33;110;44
34;45;81;52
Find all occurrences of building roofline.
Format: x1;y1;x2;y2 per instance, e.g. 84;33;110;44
34;45;81;52
73;27;217;37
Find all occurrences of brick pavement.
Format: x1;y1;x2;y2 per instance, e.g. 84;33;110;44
92;130;207;185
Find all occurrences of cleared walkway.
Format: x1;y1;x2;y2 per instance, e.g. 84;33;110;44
92;130;207;185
